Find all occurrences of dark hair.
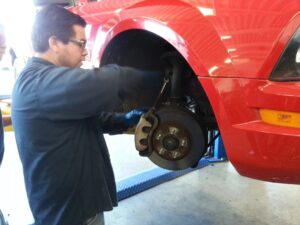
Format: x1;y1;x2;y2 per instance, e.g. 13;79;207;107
31;5;86;53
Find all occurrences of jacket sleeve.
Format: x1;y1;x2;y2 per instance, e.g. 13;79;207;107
96;112;129;134
35;64;162;120
36;64;122;119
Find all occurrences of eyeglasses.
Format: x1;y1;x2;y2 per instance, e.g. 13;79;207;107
69;39;87;50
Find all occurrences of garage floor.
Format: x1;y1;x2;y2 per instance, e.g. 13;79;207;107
0;132;300;225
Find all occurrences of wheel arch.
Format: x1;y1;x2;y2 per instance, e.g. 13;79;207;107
95;17;230;155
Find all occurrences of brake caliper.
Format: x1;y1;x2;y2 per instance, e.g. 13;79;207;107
134;110;159;156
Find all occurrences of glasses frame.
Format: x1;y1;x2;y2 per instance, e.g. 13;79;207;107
69;39;87;50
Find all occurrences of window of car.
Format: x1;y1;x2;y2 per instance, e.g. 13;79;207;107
296;47;300;63
271;29;300;81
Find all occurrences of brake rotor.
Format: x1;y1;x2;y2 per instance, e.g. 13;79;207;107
135;107;205;170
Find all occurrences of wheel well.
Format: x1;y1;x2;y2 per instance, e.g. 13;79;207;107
101;29;173;70
101;29;217;129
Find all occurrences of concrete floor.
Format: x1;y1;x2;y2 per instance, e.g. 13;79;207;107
1;132;300;225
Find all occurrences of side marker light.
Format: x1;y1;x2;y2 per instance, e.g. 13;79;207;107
260;109;300;128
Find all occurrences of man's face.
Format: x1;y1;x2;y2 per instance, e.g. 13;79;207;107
57;25;88;68
0;33;6;61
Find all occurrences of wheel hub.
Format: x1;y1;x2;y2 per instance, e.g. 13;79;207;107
152;123;190;161
162;135;180;151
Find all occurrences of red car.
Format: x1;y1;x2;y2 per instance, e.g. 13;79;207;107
43;0;300;184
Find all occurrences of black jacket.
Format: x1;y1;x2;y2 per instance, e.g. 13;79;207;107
12;57;161;225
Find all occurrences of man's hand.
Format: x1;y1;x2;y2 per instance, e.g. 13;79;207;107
123;108;148;128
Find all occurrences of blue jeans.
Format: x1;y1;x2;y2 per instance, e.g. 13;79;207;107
85;213;105;225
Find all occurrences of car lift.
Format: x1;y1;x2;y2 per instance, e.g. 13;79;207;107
117;133;227;201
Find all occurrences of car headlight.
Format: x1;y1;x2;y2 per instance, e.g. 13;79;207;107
271;28;300;81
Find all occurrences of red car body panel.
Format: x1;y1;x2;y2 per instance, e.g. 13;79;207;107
72;0;300;184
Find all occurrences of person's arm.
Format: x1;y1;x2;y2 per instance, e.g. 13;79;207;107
97;109;146;134
97;112;128;134
35;64;123;120
2;115;11;127
35;64;162;120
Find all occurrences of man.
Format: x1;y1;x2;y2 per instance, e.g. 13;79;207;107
12;5;162;225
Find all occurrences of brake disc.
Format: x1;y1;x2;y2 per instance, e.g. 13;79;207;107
135;107;205;170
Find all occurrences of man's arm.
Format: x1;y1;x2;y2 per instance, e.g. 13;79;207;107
34;64;162;120
97;109;146;134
